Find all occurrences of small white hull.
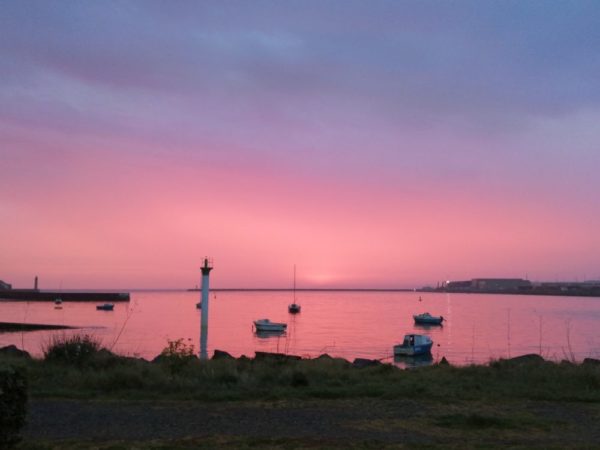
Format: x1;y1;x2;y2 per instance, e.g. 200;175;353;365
254;319;287;332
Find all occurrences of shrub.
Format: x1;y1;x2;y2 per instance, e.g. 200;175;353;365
290;370;309;387
158;338;197;376
43;334;103;366
0;364;27;448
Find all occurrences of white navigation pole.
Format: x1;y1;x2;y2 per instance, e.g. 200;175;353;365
199;257;213;360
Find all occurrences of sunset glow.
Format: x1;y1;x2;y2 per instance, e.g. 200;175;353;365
1;2;600;289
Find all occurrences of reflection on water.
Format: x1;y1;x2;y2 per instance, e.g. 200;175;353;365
0;290;599;365
254;330;287;339
394;353;434;369
413;323;444;330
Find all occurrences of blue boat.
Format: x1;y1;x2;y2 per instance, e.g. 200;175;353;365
413;312;444;325
96;303;114;311
394;334;433;356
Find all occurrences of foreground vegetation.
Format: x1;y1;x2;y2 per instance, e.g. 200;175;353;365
2;335;599;402
1;335;599;448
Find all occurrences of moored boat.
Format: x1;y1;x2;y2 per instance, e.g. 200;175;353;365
288;265;301;314
394;334;433;356
96;303;114;311
288;303;301;314
254;319;287;332
255;329;286;338
413;312;444;325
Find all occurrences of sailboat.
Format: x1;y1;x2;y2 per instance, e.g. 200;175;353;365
54;282;63;308
288;265;301;314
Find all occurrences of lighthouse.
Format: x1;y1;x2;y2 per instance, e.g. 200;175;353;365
199;257;213;360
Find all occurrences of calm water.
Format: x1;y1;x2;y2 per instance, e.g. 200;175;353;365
1;291;599;365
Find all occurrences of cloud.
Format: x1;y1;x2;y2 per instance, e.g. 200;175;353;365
2;1;600;287
3;1;600;124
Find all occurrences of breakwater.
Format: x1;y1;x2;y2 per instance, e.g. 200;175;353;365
427;286;600;297
0;290;130;302
0;322;75;332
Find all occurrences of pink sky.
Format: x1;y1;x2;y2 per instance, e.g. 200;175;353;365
1;2;600;289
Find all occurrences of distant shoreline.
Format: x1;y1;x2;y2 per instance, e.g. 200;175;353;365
187;288;415;292
423;288;600;298
0;290;130;302
0;322;75;332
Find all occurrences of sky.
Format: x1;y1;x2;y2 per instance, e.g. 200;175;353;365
1;1;600;289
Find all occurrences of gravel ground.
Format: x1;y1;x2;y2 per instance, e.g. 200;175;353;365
23;398;600;447
25;399;427;443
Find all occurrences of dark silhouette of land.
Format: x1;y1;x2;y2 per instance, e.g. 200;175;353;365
0;322;74;332
426;277;600;297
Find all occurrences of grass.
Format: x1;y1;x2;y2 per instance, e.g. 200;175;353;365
435;413;528;430
42;333;102;366
4;336;600;448
15;436;402;449
2;348;600;402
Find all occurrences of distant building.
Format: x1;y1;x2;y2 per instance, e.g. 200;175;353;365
444;280;472;290
443;278;531;292
0;279;12;290
471;278;531;291
439;277;600;297
539;281;600;292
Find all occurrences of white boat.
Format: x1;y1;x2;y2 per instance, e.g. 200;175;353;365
288;264;301;314
394;334;433;356
254;319;287;332
413;312;444;325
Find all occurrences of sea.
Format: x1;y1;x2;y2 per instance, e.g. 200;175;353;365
1;290;599;366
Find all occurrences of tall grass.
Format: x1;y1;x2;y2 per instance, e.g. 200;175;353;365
1;349;597;403
0;332;594;402
42;333;103;366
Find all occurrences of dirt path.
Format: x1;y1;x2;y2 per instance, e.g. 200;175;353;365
24;398;600;447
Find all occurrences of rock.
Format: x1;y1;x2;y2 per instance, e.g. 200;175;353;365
583;358;600;366
151;354;168;364
95;348;117;358
507;354;545;364
314;353;350;366
85;348;123;368
123;356;150;364
0;345;31;359
316;354;350;365
212;350;235;360
254;352;301;362
352;358;382;368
